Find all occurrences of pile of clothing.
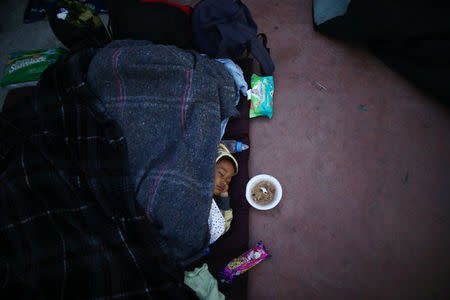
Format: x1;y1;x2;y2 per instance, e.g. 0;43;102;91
2;0;273;299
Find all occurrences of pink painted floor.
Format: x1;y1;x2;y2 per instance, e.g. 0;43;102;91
244;0;450;299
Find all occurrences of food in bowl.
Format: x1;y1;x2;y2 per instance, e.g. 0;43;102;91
246;174;282;210
251;180;276;205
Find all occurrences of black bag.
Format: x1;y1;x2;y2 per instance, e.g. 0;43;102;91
192;0;275;75
108;0;193;49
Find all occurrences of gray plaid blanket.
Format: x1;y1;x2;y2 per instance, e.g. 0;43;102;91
88;40;238;265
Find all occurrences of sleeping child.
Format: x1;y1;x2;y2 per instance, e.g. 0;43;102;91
208;143;239;244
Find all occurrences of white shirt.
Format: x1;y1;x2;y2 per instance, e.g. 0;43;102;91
208;199;226;244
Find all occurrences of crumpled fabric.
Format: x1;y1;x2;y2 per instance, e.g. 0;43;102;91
216;58;248;138
184;264;225;300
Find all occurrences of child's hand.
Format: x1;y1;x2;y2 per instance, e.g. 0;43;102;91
220;191;229;198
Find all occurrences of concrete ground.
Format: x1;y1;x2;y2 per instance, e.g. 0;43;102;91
1;1;449;299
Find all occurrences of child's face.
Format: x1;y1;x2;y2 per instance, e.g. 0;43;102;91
213;159;234;196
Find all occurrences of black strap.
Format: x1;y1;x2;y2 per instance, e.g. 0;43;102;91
250;33;275;75
257;33;270;53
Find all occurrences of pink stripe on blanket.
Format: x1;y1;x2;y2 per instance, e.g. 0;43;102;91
145;160;173;221
111;48;124;117
181;69;190;136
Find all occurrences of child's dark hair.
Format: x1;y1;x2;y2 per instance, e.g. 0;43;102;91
218;157;237;174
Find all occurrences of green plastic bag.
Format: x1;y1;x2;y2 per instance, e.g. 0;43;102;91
248;74;274;119
1;47;68;88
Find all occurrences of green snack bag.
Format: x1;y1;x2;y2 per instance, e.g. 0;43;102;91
248;74;274;119
1;47;68;88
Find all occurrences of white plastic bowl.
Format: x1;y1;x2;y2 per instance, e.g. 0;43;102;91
246;174;282;210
